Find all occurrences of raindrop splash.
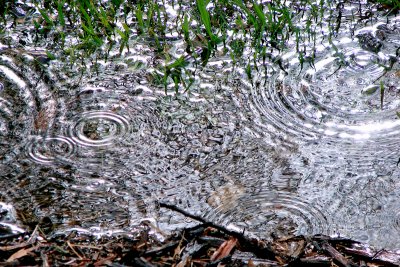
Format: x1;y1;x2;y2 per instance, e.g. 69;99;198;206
205;191;332;240
69;111;131;147
25;136;75;164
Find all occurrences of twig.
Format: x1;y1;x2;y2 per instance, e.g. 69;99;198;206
67;241;84;260
0;232;28;241
159;202;276;260
0;227;39;251
159;202;236;236
41;251;49;267
67;244;102;250
321;241;353;267
143;241;180;257
27;225;39;243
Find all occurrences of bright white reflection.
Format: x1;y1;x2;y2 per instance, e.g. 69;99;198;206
325;120;400;140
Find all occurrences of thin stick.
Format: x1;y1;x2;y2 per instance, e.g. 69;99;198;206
159;202;237;237
159;202;275;259
67;241;84;260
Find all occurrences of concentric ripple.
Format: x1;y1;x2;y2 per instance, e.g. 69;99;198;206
236;20;400;144
0;58;33;165
25;135;75;164
204;190;332;239
1;1;400;251
343;48;386;75
69;111;131;147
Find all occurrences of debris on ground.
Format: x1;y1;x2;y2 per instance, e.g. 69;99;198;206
1;203;399;266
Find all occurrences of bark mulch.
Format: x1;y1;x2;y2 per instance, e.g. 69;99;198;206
1;203;399;266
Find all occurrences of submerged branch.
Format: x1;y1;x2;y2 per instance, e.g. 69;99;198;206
159;202;276;260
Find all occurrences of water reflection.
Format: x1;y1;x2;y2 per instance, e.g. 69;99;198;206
0;0;400;251
240;25;400;143
216;8;400;249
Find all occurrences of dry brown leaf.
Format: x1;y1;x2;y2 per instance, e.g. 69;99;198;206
94;255;117;267
173;232;185;262
7;245;39;262
0;243;29;251
275;255;286;265
175;255;191;267
210;237;237;261
247;259;256;267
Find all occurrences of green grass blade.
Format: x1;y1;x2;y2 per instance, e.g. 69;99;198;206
253;2;266;26
135;5;144;33
182;14;189;41
46;51;56;60
81;22;95;36
78;5;93;29
37;8;54;26
167;56;187;69
57;0;65;27
196;0;215;41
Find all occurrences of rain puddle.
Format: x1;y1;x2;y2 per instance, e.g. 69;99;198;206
1;0;400;250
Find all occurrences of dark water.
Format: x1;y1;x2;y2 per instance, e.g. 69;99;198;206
1;1;400;250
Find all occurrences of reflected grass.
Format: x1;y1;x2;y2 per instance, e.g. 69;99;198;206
1;0;397;93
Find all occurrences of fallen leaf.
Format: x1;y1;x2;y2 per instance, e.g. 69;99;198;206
175;255;191;267
248;259;256;267
210;237;237;261
7;245;39;262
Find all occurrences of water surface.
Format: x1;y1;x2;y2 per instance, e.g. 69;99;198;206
1;0;400;250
